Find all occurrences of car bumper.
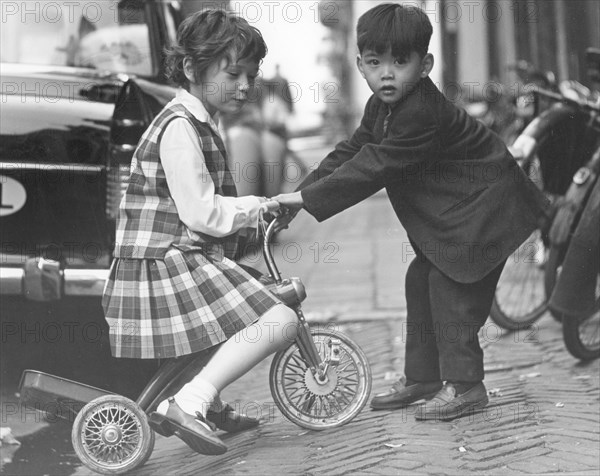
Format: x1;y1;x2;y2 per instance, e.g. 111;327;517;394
1;258;108;300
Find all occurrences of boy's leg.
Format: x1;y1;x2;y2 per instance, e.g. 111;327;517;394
370;253;442;410
429;262;504;383
404;254;442;382
415;261;505;421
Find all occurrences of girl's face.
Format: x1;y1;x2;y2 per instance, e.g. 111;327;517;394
186;55;260;116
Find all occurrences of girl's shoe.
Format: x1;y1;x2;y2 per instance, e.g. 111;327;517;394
148;397;227;455
206;403;260;433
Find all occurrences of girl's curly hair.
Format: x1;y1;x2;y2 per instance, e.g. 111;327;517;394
164;9;267;88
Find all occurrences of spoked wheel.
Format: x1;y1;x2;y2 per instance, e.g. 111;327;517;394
269;329;371;430
71;395;155;475
544;245;566;321
490;229;548;329
562;274;600;361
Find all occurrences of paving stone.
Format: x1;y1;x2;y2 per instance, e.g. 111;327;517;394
64;194;600;476
543;454;600;472
506;459;561;474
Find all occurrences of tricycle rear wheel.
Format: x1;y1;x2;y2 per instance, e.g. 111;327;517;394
71;394;154;475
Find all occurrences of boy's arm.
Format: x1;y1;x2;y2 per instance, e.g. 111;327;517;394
301;106;440;222
296;96;378;190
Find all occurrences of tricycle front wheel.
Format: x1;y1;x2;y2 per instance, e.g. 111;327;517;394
71;394;155;475
269;329;371;430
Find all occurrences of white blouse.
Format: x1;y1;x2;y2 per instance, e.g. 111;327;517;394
159;89;262;238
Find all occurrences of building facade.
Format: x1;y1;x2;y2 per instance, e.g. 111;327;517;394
345;0;599;127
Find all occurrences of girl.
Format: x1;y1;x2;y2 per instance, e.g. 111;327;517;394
102;9;297;455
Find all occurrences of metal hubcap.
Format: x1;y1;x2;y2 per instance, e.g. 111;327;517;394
82;404;141;465
305;367;338;396
102;425;122;445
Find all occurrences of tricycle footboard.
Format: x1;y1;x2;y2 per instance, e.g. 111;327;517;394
18;370;110;423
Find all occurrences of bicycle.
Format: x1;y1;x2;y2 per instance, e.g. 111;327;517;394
463;60;557;147
489;62;600;330
18;213;372;475
545;143;600;315
547;49;600;360
549;170;600;361
543;95;600;359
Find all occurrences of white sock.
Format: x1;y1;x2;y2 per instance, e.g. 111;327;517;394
173;376;219;417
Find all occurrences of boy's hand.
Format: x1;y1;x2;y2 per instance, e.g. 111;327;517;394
272;208;299;232
271;192;304;210
270;192;304;231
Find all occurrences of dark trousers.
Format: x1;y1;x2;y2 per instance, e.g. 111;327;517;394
404;251;505;383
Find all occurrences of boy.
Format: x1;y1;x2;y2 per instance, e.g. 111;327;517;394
273;3;549;421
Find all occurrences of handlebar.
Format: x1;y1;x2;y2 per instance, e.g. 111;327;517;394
261;217;282;284
534;85;600;114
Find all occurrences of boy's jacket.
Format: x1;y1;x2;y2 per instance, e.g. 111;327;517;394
299;77;550;283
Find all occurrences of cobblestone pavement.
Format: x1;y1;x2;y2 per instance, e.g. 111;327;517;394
63;194;599;476
69;317;600;476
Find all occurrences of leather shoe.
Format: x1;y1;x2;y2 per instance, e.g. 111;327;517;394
415;382;488;421
148;398;227;455
370;377;443;410
206;404;260;433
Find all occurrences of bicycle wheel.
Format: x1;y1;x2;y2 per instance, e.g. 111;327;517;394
72;395;155;475
269;328;371;430
562;274;600;360
544;245;566;321
490;229;548;329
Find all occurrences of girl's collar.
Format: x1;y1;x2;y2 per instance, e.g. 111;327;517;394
175;88;221;133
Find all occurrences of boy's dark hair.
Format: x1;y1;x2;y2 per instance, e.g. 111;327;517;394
165;9;267;88
357;3;432;60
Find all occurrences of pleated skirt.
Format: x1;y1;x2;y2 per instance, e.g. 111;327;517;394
102;245;279;359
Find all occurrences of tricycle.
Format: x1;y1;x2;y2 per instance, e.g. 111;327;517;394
18;215;372;474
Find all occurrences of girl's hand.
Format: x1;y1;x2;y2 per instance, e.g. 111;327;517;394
259;198;280;215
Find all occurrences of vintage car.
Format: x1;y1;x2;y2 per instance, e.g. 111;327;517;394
1;0;291;395
0;0;289;307
1;0;183;302
0;0;186;394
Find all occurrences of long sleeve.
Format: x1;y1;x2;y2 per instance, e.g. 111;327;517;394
159;118;262;237
297;96;379;191
301;100;440;222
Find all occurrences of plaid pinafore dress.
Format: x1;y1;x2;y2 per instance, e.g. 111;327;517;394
102;103;279;359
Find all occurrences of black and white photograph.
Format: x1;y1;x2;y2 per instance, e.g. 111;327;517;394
0;1;599;475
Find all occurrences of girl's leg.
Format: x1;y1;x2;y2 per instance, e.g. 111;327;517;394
198;304;298;389
160;304;298;416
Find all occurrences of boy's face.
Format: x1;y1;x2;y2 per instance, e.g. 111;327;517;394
357;48;433;105
185;55;260;116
